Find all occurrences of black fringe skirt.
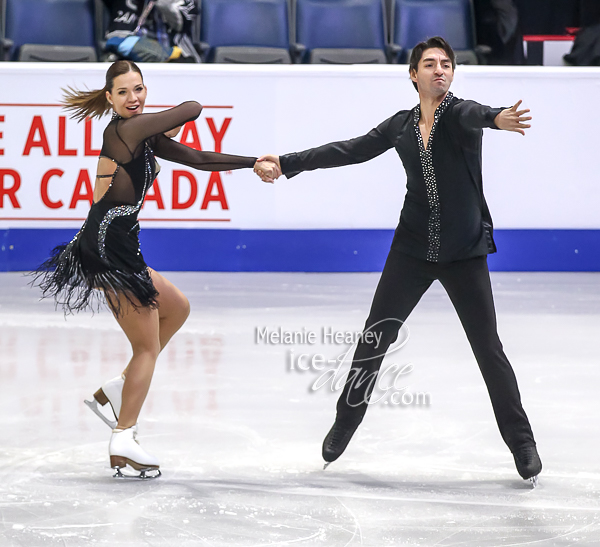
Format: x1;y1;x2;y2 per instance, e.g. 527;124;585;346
32;204;159;317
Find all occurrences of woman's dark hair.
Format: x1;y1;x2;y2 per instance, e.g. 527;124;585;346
408;36;456;92
61;60;144;122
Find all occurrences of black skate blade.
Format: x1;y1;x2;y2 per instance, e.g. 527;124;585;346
112;467;161;480
323;462;331;470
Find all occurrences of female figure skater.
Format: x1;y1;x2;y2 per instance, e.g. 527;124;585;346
35;60;277;478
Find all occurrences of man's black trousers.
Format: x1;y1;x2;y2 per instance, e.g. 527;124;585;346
336;249;536;453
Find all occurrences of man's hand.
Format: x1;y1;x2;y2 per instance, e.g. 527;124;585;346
254;155;282;183
164;125;182;139
254;159;281;183
494;100;532;135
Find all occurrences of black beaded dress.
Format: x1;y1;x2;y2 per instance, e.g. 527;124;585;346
35;102;256;315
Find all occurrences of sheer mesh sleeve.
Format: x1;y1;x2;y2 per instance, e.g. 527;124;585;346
117;101;203;150
152;133;256;171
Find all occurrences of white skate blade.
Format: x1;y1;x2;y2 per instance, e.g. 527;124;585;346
113;466;161;480
84;398;117;429
529;475;539;488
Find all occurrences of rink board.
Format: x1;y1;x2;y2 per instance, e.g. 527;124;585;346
1;227;598;272
0;64;599;271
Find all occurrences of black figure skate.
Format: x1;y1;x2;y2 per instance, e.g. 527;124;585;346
513;445;542;488
322;419;362;469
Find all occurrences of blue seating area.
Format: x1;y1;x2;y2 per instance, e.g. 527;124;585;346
391;0;481;64
295;0;387;63
0;0;486;64
201;0;291;63
2;0;97;61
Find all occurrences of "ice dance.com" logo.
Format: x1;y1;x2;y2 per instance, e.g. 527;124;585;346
255;319;431;408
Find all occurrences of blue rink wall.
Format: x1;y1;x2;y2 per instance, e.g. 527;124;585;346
2;228;599;272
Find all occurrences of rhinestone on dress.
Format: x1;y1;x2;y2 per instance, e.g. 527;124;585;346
98;144;154;262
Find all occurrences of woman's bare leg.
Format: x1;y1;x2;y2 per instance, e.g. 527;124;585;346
120;269;190;371
115;270;190;428
113;299;161;429
149;268;191;351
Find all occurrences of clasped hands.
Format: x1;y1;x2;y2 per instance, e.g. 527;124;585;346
254;155;282;183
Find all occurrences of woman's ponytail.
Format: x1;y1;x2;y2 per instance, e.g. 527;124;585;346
61;85;111;122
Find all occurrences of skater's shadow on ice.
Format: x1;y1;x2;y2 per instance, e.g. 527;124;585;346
178;474;537;500
308;472;538;495
48;472;537;500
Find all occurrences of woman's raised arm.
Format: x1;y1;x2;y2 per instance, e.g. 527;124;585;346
119;101;203;147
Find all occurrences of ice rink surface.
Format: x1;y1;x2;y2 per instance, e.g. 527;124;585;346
1;270;600;546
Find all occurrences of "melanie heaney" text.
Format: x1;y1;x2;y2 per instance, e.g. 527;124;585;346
254;326;383;349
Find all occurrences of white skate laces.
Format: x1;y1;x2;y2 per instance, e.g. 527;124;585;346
85;375;158;479
109;426;160;480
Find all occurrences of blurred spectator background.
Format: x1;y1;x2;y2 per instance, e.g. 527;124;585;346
2;0;600;65
103;0;201;62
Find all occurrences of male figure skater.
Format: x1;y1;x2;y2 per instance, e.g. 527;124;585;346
256;36;541;484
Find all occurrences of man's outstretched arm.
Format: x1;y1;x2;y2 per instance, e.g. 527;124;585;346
455;99;532;134
255;123;395;182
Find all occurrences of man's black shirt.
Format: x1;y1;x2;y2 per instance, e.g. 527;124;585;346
280;93;504;263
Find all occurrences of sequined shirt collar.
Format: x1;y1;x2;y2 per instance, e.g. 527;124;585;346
413;91;454;129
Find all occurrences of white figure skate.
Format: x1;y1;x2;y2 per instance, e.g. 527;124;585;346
109;426;161;479
84;374;125;429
